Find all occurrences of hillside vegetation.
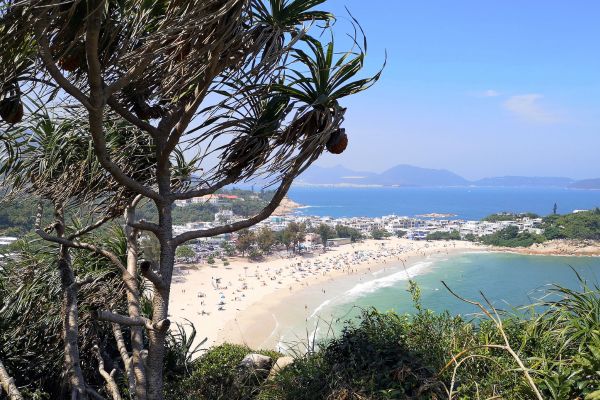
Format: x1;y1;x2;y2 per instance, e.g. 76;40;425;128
543;209;600;240
0;189;273;236
474;209;600;247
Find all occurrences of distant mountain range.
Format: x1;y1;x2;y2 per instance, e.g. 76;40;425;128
296;164;600;189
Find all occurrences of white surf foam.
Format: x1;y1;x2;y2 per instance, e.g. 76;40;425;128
309;299;331;319
344;260;434;299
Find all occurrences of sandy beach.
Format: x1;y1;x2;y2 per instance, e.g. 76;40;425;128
168;238;485;351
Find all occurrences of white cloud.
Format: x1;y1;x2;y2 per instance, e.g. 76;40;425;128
470;89;501;97
503;94;561;124
482;89;500;97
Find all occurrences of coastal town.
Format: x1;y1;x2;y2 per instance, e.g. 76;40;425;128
170;193;545;262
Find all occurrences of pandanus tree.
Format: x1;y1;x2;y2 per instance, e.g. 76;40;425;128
0;111;172;399
0;0;380;398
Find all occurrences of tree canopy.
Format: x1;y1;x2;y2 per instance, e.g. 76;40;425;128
0;1;380;398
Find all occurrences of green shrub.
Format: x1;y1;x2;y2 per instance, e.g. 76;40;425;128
169;344;281;400
480;226;546;247
264;309;445;399
482;212;540;222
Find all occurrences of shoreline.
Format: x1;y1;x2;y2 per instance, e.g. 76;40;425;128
218;245;480;351
168;238;484;351
168;238;599;353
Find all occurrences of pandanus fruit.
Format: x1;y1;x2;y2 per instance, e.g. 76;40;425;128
57;44;86;72
0;88;24;124
326;128;348;154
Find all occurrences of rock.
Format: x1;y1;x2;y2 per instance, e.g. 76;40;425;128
268;356;294;380
239;353;273;371
236;354;274;385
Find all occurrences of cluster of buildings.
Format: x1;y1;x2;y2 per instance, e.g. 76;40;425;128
172;208;544;258
174;193;241;207
258;214;544;241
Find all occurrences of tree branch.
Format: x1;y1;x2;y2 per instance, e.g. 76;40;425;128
107;96;161;139
96;310;170;333
34;23;93;109
105;57;152;99
67;215;114;240
127;220;161;235
111;324;135;395
160;91;205;164
111;323;132;370
0;360;23;400
159;44;223;166
88;111;164;200
35;229;142;298
85;0;106;105
96;311;151;329
82;0;164;202
36;229;127;273
170;175;236;201
140;260;166;289
172;173;294;246
93;345;123;400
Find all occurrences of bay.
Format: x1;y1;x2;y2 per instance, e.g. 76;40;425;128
288;186;600;220
276;252;599;350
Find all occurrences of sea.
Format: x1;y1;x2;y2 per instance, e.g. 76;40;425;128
270;186;600;349
274;252;600;351
288;186;600;220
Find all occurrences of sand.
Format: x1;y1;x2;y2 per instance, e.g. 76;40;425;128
168;238;485;351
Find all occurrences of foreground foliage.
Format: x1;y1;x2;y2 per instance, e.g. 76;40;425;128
160;279;599;400
1;0;380;395
0;232;127;398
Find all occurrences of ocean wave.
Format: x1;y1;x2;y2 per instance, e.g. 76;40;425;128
309;299;331;319
344;261;434;299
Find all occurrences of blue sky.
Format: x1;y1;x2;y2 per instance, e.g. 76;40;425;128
313;0;600;180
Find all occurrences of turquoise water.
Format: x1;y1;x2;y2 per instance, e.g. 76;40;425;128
288;186;600;220
328;253;599;318
276;253;599;349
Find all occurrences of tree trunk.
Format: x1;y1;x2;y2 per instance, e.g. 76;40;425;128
146;201;174;400
125;205;148;400
55;205;88;399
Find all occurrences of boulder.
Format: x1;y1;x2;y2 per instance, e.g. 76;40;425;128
268;356;295;380
236;353;273;384
239;353;273;371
